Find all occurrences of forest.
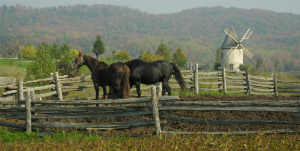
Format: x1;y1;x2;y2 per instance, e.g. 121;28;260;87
1;4;300;71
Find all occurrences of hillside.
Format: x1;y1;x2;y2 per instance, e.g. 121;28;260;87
1;4;300;71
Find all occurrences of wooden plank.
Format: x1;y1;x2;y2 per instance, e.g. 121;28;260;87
224;70;246;74
21;97;153;105
227;90;247;93
32;120;167;129
0;77;16;86
198;77;222;80
250;80;274;85
248;75;273;81
159;106;299;112
198;88;223;91
59;75;91;81
0;107;26;112
32;111;153;119
252;88;274;92
198;82;223;85
180;70;193;73
159;100;300;107
198;72;219;76
61;85;93;89
0;121;26;129
23;78;54;85
226;76;246;80
250;92;274;95
0;84;17;89
227;86;247;89
162;129;298;136
278;84;300;89
163;115;300;125
0;114;26;120
278;91;300;93
0;96;15;102
33;106;149;114
251;83;274;88
4;85;56;95
60;79;93;84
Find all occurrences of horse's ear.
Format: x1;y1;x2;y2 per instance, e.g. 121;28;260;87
78;51;83;56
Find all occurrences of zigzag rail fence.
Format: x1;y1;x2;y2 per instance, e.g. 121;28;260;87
1;66;300;136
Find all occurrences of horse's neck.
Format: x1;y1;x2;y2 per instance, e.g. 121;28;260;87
83;55;99;72
83;55;108;72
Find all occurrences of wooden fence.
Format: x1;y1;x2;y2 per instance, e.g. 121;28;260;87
158;98;300;135
1;85;179;136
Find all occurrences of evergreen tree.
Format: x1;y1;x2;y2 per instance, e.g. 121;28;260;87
214;47;222;70
156;43;170;62
172;47;187;67
50;41;60;59
93;35;105;59
2;4;7;13
60;42;70;56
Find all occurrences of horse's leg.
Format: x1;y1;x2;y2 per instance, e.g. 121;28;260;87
102;86;107;106
134;81;142;98
94;83;100;107
102;86;107;99
162;79;171;96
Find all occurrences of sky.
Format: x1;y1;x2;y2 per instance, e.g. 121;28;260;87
0;0;299;15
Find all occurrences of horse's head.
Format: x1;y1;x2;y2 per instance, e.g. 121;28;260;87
71;51;84;70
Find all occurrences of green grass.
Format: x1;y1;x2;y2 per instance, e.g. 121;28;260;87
0;59;34;68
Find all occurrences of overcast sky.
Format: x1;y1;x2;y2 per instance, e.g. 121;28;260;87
1;0;299;15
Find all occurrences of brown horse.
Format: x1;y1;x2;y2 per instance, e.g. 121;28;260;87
71;51;130;100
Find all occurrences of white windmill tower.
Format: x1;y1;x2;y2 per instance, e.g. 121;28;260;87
221;27;253;70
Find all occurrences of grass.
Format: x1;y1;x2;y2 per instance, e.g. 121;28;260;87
0;127;300;150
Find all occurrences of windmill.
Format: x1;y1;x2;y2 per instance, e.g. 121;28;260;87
221;27;253;70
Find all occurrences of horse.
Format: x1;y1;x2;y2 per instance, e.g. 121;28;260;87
124;59;186;97
71;51;130;100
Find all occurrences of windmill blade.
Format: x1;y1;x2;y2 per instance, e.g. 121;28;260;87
224;28;239;44
240;28;253;42
227;46;238;56
239;44;253;58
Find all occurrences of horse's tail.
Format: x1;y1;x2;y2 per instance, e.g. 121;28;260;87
122;65;130;98
171;63;186;90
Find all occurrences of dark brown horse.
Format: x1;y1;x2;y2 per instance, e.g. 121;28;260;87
71;51;130;100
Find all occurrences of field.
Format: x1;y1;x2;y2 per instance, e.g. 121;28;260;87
1;94;300;150
1;59;300;149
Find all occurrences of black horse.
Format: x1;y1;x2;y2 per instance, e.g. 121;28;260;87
124;59;186;97
71;51;130;100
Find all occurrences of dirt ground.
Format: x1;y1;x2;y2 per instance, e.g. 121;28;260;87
2;94;300;135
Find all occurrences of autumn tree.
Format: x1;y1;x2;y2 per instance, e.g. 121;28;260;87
140;51;164;62
156;43;170;62
93;34;105;60
111;49;131;62
172;47;187;67
274;58;280;72
25;42;56;81
20;42;36;59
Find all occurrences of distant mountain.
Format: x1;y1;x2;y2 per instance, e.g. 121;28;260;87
1;4;300;71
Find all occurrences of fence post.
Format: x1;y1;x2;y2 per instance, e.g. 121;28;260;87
222;67;227;93
18;78;24;107
194;63;199;94
218;67;222;92
25;91;32;134
156;82;162;98
274;74;278;96
246;70;251;95
49;73;56;100
54;72;63;100
151;86;161;138
189;62;192;71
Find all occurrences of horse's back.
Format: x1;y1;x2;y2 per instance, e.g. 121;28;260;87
126;59;173;84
